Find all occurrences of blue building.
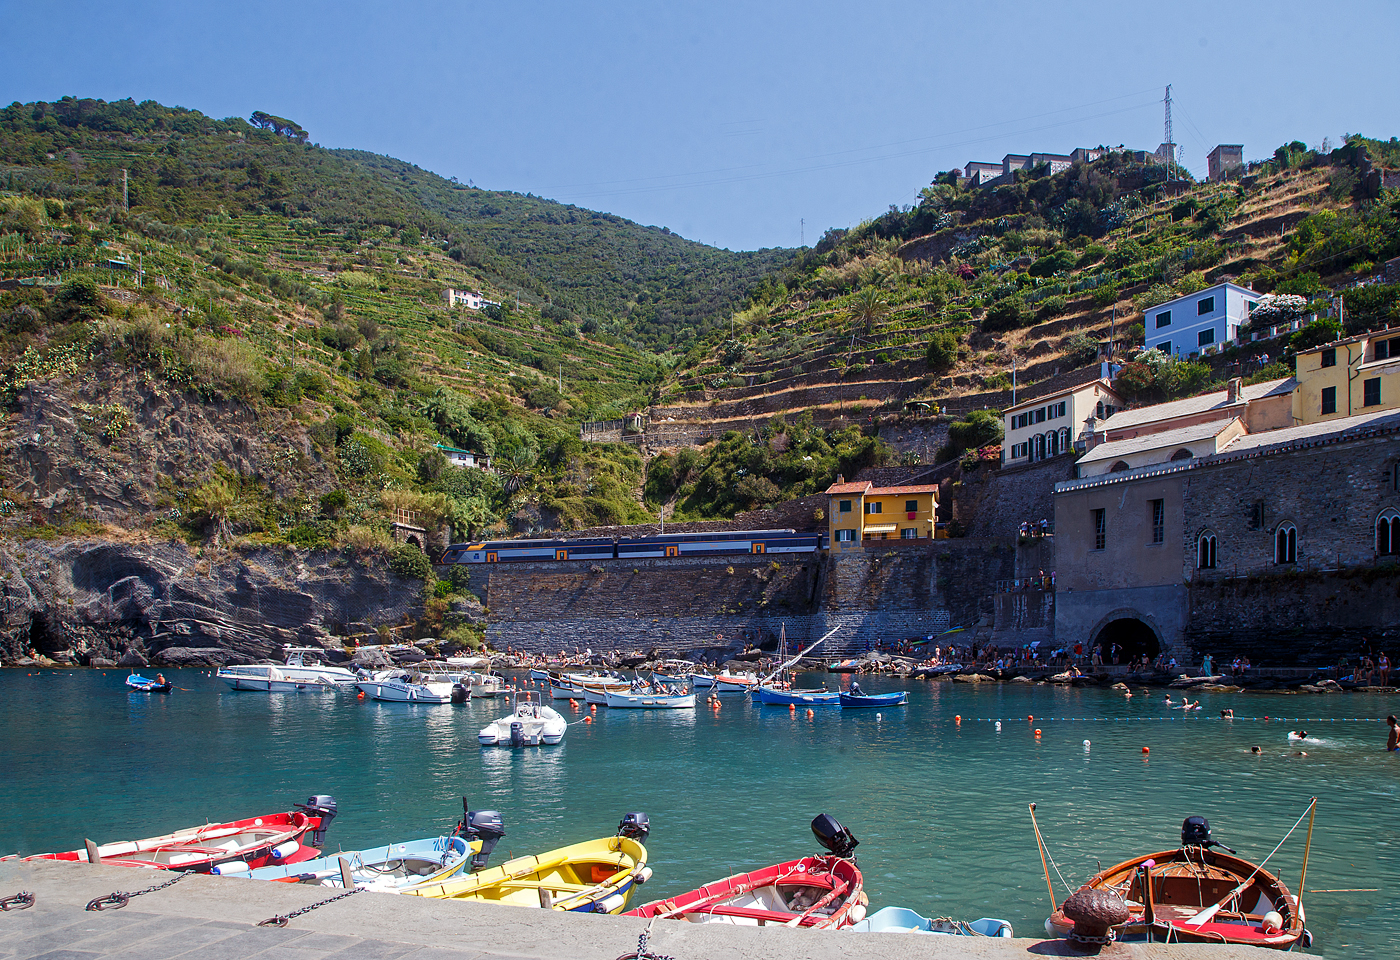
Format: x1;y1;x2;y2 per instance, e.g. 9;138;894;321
1141;281;1261;359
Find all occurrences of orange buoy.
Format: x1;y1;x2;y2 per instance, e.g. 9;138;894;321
584;716;593;724
1142;746;1150;754
1034;728;1042;737
806;708;814;718
789;704;796;712
356;691;365;699
954;715;961;724
1028;715;1034;722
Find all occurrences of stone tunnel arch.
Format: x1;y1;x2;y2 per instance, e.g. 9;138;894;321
1090;609;1163;663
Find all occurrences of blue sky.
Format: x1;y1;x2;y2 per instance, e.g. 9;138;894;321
3;1;1395;251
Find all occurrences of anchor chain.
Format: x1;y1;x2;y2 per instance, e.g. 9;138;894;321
614;922;676;960
1069;930;1118;945
87;870;190;911
1;892;35;911
257;886;363;927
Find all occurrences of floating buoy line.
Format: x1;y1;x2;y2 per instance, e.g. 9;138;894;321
971;716;1380;723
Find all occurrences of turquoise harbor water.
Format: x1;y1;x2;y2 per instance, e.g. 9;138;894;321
2;669;1397;957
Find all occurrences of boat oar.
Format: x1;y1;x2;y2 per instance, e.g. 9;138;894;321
1183;797;1317;927
1298;797;1317;911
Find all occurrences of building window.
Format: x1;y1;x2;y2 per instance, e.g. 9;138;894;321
1275;523;1297;564
1198;328;1216;347
865;502;883;514
1096;402;1104;418
1156;310;1171;328
1320;348;1336;368
1156;340;1173;353
1170;448;1194;461
1150;499;1165;544
1378;511;1400;555
1047;430;1058;457
1364;378;1381;407
1197;532;1217;569
905;500;919;513
1034;434;1046;460
1321;386;1337;415
1197;296;1215;315
1392;462;1400;492
1110;460;1131;473
839;499;852;513
1059;427;1071;451
901;528;917;539
1034;407;1046;424
1093;509;1106;550
1377;339;1397;361
1104;405;1116;418
835;528;855;543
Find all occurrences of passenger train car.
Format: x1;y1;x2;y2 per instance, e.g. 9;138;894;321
439;530;825;564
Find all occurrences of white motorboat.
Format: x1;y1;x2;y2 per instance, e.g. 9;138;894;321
713;671;760;694
356;667;455;703
217;647;360;692
463;671;508;698
478;696;567;746
551;672;630;700
604;689;696;709
688;672;716;689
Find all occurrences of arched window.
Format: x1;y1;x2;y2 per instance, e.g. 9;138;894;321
1378;510;1400;556
1059;427;1072;452
1197;532;1217;569
1046;430;1058;457
1275;522;1297;564
1170;448;1194;462
1033;434;1045;460
1110;460;1131;473
1096;401;1104;418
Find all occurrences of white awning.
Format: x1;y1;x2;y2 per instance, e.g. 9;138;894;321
863;523;898;534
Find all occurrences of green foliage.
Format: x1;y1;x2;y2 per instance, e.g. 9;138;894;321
1113;351;1219;403
1341;283;1400;334
1060;332;1100;366
1035;295;1067;321
1027;249;1076;277
943;410;1003;462
389;542;433;581
1287;318;1342;354
982;297;1031;332
924;330;959;371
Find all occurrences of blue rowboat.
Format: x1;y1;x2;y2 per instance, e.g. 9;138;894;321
850;905;1013;937
839;691;908;708
242;835;475;891
756;685;841;706
125;674;171;693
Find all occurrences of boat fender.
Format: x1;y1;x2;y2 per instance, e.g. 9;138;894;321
995;721;1002;731
270;841;302;860
1262;911;1283;934
596;893;626;914
634;866;653;884
210;860;249;875
848;902;867;923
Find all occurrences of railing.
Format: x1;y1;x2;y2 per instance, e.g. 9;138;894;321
996;577;1054;592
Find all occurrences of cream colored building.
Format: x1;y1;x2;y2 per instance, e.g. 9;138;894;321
826;479;940;553
1002;379;1123;466
1293;330;1400;424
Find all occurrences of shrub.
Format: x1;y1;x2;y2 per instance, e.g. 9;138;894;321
1035;295;1067;321
340;524;392;553
925;331;959;371
1061;332;1099;366
1091;283;1121;307
1027;249;1076;277
389;542;433;581
944;410;1004;460
982;297;1031;332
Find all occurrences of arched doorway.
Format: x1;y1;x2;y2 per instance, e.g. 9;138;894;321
1094;617;1161;664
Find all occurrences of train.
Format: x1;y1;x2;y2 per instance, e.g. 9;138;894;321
439;529;827;564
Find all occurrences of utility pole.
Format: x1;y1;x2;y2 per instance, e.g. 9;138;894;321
1012;353;1017;406
122;168;129;211
558;361;562;393
800;218;805;246
1163;85;1175;183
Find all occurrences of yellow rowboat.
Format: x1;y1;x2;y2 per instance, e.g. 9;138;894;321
406;814;652;914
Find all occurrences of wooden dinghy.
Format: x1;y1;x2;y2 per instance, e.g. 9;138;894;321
838;691;907;708
125;674;172;693
244;834;474;890
1045;813;1314;950
8;796;337;872
405;813;651;914
625;814;867;929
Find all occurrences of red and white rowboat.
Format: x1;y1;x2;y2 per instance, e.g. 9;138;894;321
6;796;337;873
625;815;866;929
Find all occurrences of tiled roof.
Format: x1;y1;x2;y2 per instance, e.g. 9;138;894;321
826;482;872;494
868;484;940;495
1077;418;1239;466
1219;407;1400;455
1003;377;1121;414
1099;377;1294;432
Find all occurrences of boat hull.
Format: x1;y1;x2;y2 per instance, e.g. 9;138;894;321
405;835;647;913
355;678;454;703
479;702;568;746
1045;847;1307;950
838;692;908;708
604;691;696;709
246;835;474;890
757;686;841;706
851;906;1012;936
626;855;865;929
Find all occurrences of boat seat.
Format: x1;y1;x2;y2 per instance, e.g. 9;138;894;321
688;903;825;926
496;879;595;893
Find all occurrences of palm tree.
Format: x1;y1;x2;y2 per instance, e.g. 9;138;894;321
850;288;890;333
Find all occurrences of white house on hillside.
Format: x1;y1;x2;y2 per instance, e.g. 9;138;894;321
1002;378;1124;466
1141;281;1260;359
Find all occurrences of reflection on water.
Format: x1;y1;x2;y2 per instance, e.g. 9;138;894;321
1;668;1396;954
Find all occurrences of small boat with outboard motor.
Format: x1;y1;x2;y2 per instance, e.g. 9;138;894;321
1041;806;1315;950
550;672;632;700
712;670;761;694
625;814;865;929
478;693;567;746
756;685;841;706
217;647;360;692
839;690;907;708
850;906;1013;937
405;813;651;913
5;796;337;872
604;686;696;709
125;673;172;693
357;663;456;703
243;834;476;889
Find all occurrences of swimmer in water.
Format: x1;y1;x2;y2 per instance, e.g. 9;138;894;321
1221;708;1234;719
1251;745;1262;754
1290;729;1308;741
1164;694;1174;704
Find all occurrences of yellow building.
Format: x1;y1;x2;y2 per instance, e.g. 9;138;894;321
1293;329;1400;424
825;478;940;552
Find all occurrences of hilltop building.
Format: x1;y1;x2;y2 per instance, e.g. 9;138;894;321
1140;281;1260;358
1208;144;1244;181
1293;329;1400;425
443;288;500;311
825;478;940;552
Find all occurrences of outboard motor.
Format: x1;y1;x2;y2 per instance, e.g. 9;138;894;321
296;795;338;847
1181;815;1236;853
617;812;650;844
451;683;469;704
811;813;859;860
465;809;505;873
510;719;525;748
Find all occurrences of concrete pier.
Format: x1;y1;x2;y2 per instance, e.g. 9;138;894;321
1;860;1276;959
